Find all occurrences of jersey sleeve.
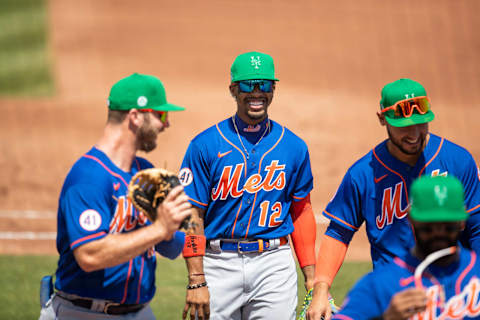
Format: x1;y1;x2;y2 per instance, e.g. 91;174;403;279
291;146;314;201
155;231;185;260
460;154;480;215
325;220;355;244
332;273;384;320
456;154;480;251
61;184;111;250
323;170;364;232
179;141;210;208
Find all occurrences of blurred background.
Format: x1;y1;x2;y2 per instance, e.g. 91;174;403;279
1;0;480;258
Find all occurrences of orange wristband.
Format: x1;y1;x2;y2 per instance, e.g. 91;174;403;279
182;235;206;257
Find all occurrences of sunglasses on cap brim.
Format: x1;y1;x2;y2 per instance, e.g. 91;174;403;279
138;109;168;122
381;96;431;118
237;80;273;93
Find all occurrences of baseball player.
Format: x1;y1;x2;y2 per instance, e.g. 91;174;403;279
38;73;191;320
307;78;480;320
331;175;480;320
179;51;317;320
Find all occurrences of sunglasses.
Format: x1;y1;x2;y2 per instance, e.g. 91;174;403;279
381;96;431;118
138;109;168;122
415;224;461;234
238;80;273;93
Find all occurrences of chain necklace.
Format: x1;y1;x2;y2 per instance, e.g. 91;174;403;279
231;115;270;159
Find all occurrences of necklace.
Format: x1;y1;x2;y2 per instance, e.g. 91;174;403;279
231;115;270;159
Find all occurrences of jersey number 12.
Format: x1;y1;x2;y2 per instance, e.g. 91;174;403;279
258;201;283;227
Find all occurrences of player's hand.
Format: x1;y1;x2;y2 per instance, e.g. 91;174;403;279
183;285;210;320
382;288;427;320
154;185;192;240
306;283;332;320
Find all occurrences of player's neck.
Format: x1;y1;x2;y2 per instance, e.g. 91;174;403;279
95;124;136;172
235;112;267;126
386;134;429;167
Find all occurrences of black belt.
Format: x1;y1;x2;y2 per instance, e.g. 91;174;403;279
60;295;145;315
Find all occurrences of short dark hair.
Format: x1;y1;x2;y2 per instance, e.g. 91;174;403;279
107;109;129;124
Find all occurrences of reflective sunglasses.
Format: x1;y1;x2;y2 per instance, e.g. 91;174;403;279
415;224;461;234
238;80;273;93
381;96;431;118
138;109;168;122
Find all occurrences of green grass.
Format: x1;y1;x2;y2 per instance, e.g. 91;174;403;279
0;0;54;96
0;255;371;319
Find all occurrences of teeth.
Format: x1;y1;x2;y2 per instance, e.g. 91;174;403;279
249;100;264;106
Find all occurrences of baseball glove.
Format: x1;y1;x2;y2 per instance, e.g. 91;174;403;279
128;168;192;230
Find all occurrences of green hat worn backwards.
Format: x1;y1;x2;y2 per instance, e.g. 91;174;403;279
231;51;279;82
380;78;435;127
107;73;185;111
409;176;468;222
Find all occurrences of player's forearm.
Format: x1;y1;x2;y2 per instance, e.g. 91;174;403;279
185;256;206;280
301;264;315;291
290;194;317;267
74;223;168;272
313;281;330;298
314;234;348;286
183;206;207;283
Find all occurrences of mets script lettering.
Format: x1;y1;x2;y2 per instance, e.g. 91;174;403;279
376;182;408;229
109;196;148;233
412;278;480;319
211;160;286;200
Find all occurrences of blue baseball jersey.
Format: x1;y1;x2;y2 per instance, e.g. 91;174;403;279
179;116;313;240
333;247;480;320
324;134;480;268
55;147;184;304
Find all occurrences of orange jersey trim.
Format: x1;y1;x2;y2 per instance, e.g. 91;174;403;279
456;251;476;294
467;204;480;214
70;231;107;248
216;123;248;237
121;260;133;304
82;154;134;188
136;257;144;304
323;210;359;231
418;137;444;177
188;197;208;207
216;124;247;179
244;126;285;239
373;148;410;202
292;194;306;200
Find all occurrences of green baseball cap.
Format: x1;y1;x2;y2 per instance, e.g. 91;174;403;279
409;176;468;222
107;73;185;111
230;51;279;82
380;78;435;127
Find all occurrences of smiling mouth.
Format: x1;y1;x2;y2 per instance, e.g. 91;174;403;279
248;99;266;110
404;138;421;145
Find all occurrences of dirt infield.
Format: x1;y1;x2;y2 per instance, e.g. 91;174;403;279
1;0;479;259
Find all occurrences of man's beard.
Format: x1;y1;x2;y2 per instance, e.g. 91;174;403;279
387;127;425;155
414;229;459;259
136;121;158;152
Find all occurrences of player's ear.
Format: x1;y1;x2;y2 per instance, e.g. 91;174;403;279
128;109;143;128
377;112;386;126
229;82;237;99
